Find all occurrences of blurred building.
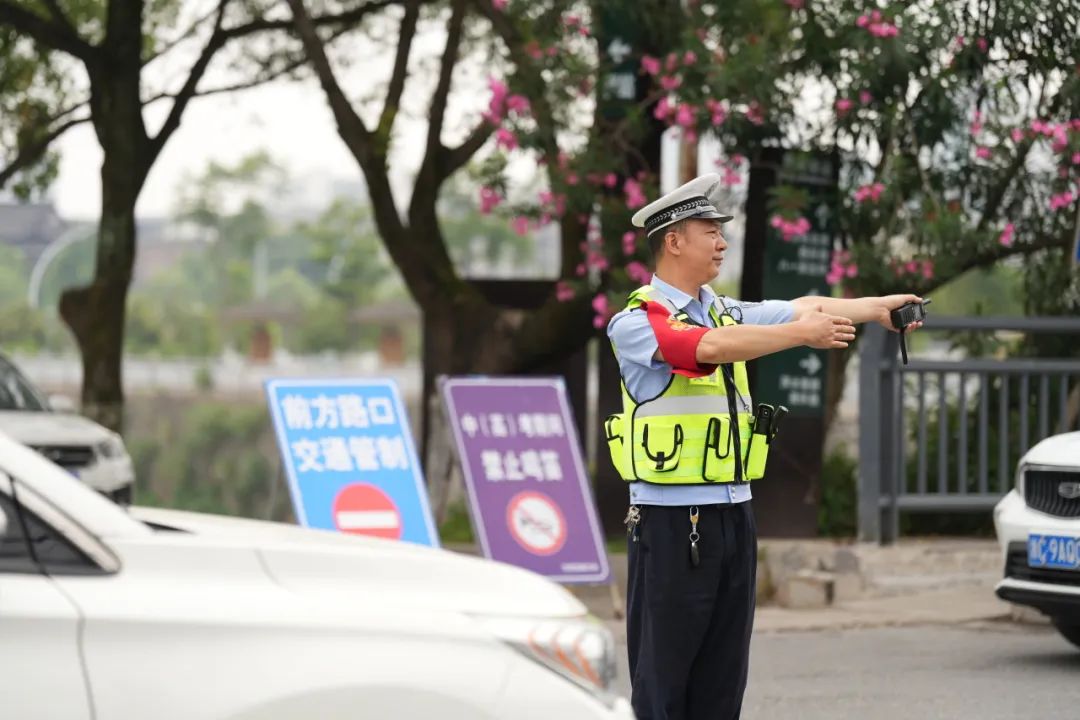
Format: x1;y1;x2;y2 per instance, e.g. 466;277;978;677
0;201;67;268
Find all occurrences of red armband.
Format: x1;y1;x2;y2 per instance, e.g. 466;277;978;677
640;301;719;378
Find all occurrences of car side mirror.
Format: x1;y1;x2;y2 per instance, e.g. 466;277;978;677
49;394;77;413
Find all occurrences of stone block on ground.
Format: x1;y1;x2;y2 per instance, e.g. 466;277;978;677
776;570;834;609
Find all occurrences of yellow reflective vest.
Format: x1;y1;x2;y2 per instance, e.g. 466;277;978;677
605;284;771;484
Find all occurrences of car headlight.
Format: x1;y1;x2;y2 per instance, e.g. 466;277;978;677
1015;462;1026;499
475;614;617;705
96;434;128;460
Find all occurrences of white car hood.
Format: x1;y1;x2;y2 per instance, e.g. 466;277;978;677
127;506;587;619
0;409;111;446
1022;431;1080;468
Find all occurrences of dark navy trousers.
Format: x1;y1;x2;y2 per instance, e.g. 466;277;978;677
626;501;757;720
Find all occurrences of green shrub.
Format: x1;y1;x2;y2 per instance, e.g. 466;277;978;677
818;448;857;538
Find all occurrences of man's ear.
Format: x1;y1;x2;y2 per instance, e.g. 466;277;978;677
664;229;681;256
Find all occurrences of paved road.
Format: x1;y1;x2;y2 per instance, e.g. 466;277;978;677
613;622;1080;719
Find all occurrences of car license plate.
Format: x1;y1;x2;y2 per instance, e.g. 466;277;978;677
1028;534;1080;571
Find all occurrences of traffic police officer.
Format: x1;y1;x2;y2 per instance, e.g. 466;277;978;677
604;173;922;720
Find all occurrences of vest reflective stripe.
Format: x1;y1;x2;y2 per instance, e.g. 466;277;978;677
606;284;769;485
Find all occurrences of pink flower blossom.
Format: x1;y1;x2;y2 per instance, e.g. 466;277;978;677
998;223;1015;247
705;99;727;126
853;182;885;203
970;110;983;136
641;55;661;76
1011;128;1025;143
745;102;765;125
495;127;518;151
856;14;870;27
785;0;804;8
604;173;618;188
675;103;696;128
845;264;859;278
1049;190;1076;211
683;51;697;65
586;252;609;272
665;53;679;72
976;37;988;52
626;261;651;284
769;214;811;242
567;173;579;186
555;281;575;302
624;179;647;209
1072;153;1080;165
975;146;991;160
921;259;934;280
479;186;502;214
484;78;509;123
660;75;682;91
575;263;586;277
835;98;854;115
622;231;637;255
653;97;674;121
512;216;530;236
492;0;507;10
591;294;610;328
859;91;873;104
525;41;544;61
506;94;530;115
904;260;918;274
868;22;899;38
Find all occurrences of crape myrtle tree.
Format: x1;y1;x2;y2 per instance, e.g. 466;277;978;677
560;0;1080;432
0;0;396;432
283;0;806;509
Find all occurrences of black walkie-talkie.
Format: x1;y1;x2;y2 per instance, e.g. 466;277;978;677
890;298;931;365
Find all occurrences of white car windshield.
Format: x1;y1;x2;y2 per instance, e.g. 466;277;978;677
0;357;48;412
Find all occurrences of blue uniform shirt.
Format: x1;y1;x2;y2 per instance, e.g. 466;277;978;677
606;275;795;506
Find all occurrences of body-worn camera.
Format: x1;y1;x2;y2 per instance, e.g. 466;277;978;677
891;299;931;365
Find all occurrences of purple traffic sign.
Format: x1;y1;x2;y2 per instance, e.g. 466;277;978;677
442;377;611;584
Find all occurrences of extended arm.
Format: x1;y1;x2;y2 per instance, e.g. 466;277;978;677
791;294;923;329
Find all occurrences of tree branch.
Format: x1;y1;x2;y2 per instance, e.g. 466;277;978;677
422;0;466;171
285;0;406;247
145;4;223;65
223;0;400;42
438;119;494;179
476;0;560;165
146;0;231;168
0;114;90;189
950;232;1070;281
375;0;420;152
0;0;93;59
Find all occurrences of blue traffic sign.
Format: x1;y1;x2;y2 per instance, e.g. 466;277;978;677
265;378;438;547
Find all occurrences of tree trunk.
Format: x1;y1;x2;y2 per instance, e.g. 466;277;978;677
419;295;596;523
59;170;138;433
60;42;147;434
823;342;856;444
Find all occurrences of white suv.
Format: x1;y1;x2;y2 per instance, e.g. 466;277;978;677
0;353;134;502
0;430;633;719
993;431;1080;650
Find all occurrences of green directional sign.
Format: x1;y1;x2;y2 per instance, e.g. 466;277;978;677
754;150;838;418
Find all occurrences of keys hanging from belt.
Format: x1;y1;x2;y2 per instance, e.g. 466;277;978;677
689;506;700;567
624;505;642;542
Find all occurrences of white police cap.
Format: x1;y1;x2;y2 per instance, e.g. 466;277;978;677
631;173;734;237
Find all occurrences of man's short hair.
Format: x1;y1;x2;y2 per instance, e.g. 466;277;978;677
648;219;687;260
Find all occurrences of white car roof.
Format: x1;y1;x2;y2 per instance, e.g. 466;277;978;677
0;430;150;540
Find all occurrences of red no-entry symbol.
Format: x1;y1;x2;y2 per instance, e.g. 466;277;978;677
506;491;567;556
332;483;402;539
